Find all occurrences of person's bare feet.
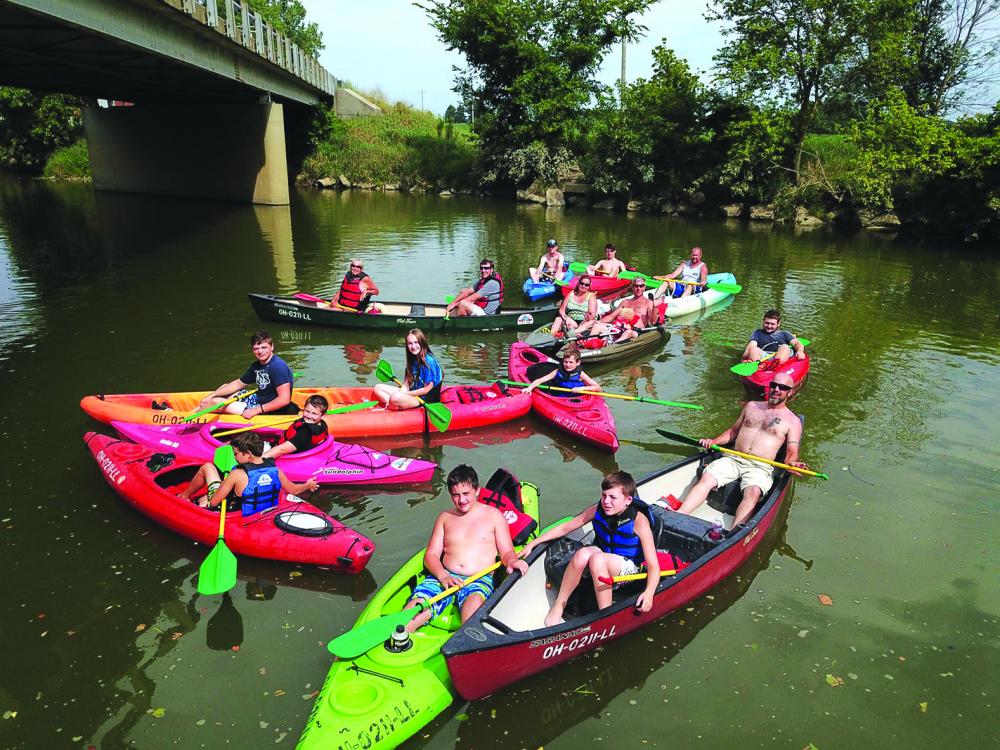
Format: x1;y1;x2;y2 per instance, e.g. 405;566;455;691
543;603;566;627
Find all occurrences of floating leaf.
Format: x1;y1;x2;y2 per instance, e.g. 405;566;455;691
289;571;302;578
150;708;166;718
818;594;834;606
273;689;286;697
135;624;146;632
3;711;17;720
456;713;469;721
825;674;844;687
919;702;928;713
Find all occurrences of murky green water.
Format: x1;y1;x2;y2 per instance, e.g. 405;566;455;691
1;177;997;749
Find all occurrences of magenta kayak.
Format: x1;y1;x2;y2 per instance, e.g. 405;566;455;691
111;420;437;486
508;343;619;452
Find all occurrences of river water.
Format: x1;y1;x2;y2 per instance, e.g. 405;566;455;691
0;177;997;749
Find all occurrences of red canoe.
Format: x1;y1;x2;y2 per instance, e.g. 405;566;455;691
441;444;796;699
740;353;811;399
84;433;375;572
508;342;619;452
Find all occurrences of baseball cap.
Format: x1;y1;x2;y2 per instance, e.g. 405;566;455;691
547;239;558;247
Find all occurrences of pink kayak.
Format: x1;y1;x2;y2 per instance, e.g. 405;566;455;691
508;343;619;452
111;421;437;486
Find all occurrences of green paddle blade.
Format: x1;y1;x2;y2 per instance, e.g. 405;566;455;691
424;402;453;432
198;539;237;595
213;444;237;473
731;360;762;376
637;396;704;410
655;428;702;447
327;608;418;658
375;359;396;383
797;337;811;347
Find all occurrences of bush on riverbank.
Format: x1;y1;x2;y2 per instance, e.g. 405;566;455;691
300;100;479;190
43;139;91;179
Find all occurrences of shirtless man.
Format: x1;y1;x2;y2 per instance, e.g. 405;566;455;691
590;276;657;342
404;465;529;632
676;372;809;529
654;246;708;298
529;239;565;283
742;309;806;365
586;243;628;278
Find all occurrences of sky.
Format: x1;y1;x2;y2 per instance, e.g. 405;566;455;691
301;0;725;115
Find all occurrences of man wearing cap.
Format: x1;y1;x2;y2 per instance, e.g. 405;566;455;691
586;243;628;278
529;239;566;283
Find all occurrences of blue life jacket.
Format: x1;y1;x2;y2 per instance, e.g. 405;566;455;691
552;365;585;395
593;498;650;563
238;458;281;516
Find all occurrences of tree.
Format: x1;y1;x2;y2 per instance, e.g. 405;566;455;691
0;88;83;173
708;0;908;176
420;0;658;186
247;0;324;56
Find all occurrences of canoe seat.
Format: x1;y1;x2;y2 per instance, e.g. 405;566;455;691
648;505;723;562
429;604;462;632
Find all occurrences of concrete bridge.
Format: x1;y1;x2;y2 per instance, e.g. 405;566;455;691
0;0;338;204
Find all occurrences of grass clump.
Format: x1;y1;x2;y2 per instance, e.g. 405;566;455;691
43;139;91;179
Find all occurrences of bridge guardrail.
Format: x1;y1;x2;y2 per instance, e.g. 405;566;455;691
168;0;335;95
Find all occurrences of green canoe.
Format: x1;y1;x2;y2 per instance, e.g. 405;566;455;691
297;479;540;750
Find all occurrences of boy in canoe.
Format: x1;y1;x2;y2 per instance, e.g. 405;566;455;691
263;395;330;460
404;465;529;632
586;243;628;278
529;238;566;283
742;309;806;365
677;371;810;529
180;431;319;512
523;345;601;396
521;471;659;627
196;331;298;419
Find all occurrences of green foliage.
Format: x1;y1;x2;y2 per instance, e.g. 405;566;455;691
713;105;791;202
0;88;83;173
246;0;323;56
420;0;657;186
43;139;91;179
301;107;479;189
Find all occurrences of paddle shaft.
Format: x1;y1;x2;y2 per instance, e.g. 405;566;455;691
212;401;379;438
183;385;259;423
655;428;829;480
598;569;676;585
502;380;703;411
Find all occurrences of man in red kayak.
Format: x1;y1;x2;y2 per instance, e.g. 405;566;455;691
742;309;806;365
676;371;810;529
263;395;330;460
520;471;660;627
586;243;628;278
329;259;379;312
529;238;566;283
403;465;528;632
180;432;319;513
196;331;298;420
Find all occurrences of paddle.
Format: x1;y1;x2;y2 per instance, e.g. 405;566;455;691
653;277;743;294
212;401;380;438
184;372;304;424
655;428;830;480
327;560;503;658
501;380;703;410
730;338;812;376
443;295;455;320
197;446;238;595
598;569;677;585
375;360;452;432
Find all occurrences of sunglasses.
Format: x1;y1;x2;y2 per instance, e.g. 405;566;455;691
480;265;492;270
769;382;793;392
350;263;362;269
578;282;592;287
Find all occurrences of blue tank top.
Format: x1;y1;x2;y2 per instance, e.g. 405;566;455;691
238;459;281;516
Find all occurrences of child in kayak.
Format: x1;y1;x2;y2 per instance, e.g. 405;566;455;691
523;345;600;396
404;465;529;632
373;328;444;410
263;395;330;460
520;471;659;627
180;431;319;513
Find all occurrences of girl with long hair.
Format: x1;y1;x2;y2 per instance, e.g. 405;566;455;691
373;328;444;410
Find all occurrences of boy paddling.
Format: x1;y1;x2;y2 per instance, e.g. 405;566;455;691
404;465;529;632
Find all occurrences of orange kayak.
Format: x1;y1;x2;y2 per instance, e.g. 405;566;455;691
80;383;530;438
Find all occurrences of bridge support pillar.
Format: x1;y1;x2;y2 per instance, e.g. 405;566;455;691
83;100;291;205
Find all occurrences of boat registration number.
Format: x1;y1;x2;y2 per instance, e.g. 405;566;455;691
335;700;418;750
539;625;616;660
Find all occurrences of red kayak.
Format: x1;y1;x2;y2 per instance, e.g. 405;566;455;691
559;274;630;299
84;433;375;572
508;343;618;452
740;353;811;399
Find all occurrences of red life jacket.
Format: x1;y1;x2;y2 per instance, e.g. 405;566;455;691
472;271;505;310
337;271;370;310
278;418;328;451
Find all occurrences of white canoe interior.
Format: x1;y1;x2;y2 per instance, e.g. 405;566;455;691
486;461;733;634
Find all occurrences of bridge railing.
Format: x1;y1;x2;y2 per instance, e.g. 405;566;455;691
168;0;335;95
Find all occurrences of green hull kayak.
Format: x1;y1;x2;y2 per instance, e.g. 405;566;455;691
297;481;540;750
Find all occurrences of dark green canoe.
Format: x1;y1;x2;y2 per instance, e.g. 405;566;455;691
523;323;671;365
248;293;559;333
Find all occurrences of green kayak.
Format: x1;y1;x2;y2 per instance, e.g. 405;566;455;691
297;474;540;750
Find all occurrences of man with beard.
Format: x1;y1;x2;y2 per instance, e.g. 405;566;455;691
675;372;809;529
